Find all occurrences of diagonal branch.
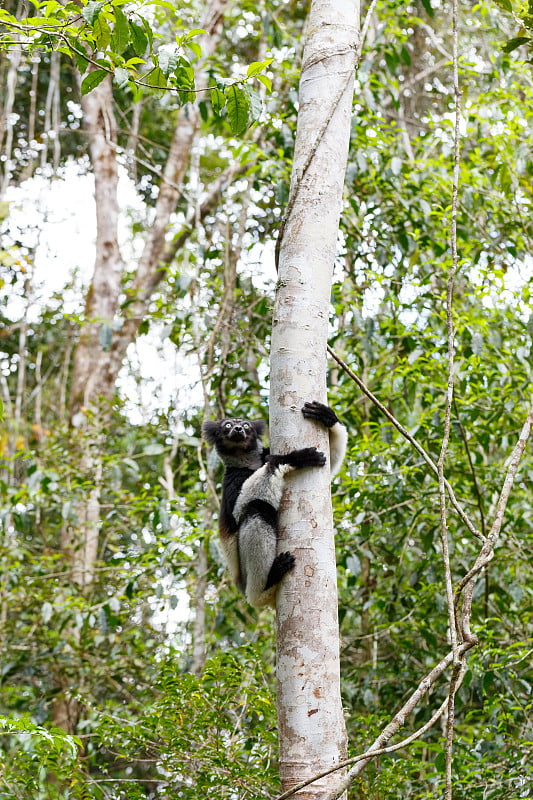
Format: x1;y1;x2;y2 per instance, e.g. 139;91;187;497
440;0;463;791
69;0;230;417
456;399;533;645
327;345;483;541
322;345;533;799
274;646;471;800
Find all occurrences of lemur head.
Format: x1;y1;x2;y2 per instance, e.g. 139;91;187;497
202;417;266;464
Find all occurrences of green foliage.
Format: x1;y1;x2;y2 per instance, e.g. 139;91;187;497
492;0;533;62
0;718;84;800
0;651;279;798
1;0;533;796
86;650;279;798
0;0;271;127
0;0;205;94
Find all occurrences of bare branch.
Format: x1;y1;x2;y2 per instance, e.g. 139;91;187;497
327;345;483;542
456;400;533;645
440;0;463;792
274;651;470;800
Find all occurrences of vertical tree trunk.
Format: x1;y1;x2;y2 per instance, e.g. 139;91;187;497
0;23;22;196
66;0;229;576
69;74;121;419
270;0;358;796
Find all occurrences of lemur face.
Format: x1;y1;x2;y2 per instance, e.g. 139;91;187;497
218;419;259;453
202;417;266;458
221;418;254;443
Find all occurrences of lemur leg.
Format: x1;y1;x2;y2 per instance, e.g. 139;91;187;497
235;449;326;607
234;462;291;607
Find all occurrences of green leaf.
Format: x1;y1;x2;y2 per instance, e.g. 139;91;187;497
246;58;273;78
24;16;61;26
211;87;226;114
184;28;207;38
503;36;530;52
255;73;272;92
246;85;262;123
174;58;195;89
144;66;168;89
400;45;411;66
419;0;434;16
185;40;202;59
384;49;399;74
93;14;111;51
113;66;130;89
125;56;145;68
141;16;154;49
199;100;209;122
225;84;251;135
129;20;148;56
111;4;130;55
158;47;178;76
82;0;106;26
81;68;108;94
72;42;89;73
0;10;18;24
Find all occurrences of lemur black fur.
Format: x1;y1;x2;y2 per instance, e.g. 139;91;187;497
202;401;347;608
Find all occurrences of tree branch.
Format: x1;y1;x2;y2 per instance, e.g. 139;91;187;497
274;649;471;800
327;345;484;542
456;399;533;645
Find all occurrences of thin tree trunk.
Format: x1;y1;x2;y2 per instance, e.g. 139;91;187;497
62;0;229;653
69;73;121;418
21;57;39;180
14;278;30;429
0;45;22;195
270;0;358;796
69;0;228;419
191;542;208;675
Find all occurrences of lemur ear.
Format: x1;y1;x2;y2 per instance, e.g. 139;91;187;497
253;420;266;438
202;420;220;444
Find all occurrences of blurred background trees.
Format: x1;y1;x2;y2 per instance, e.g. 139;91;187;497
0;0;532;797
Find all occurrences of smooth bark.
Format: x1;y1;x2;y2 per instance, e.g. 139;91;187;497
270;0;358;796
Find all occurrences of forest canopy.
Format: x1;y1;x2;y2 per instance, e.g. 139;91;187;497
1;0;532;798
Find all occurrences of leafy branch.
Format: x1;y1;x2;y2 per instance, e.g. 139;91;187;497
0;0;272;134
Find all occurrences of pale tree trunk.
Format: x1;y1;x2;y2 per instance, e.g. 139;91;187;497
63;73;121;592
0;39;22;196
69;73;121;418
270;0;358;797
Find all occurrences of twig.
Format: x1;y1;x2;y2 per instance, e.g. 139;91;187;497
439;0;463;792
327;345;483;542
323;345;533;799
456;399;533;645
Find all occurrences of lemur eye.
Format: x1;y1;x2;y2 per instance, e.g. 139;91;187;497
243;423;250;430
224;422;232;430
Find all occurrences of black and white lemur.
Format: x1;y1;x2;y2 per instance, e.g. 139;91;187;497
202;401;347;608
